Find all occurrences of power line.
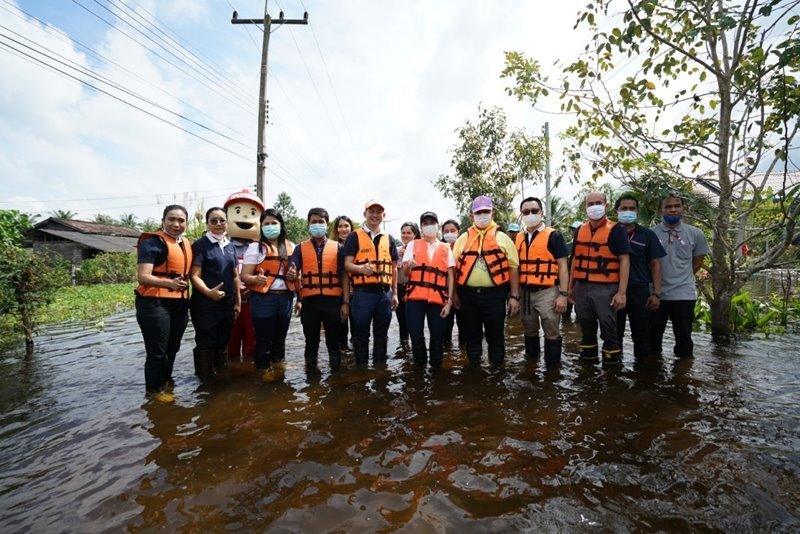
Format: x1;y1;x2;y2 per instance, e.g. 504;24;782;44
0;186;242;204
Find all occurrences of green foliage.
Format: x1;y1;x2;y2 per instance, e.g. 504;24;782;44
184;209;206;243
50;209;77;219
75;252;137;285
435;105;548;220
0;210;35;248
93;214;116;225
273;191;308;244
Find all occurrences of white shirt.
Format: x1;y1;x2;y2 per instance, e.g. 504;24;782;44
401;239;456;268
205;231;230;250
243;241;289;291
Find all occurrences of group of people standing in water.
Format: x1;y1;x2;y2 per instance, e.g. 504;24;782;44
135;189;708;403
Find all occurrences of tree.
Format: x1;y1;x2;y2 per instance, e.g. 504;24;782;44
502;0;800;340
93;214;116;225
273;192;307;244
435;105;548;224
117;213;138;229
0;210;35;248
50;209;77;219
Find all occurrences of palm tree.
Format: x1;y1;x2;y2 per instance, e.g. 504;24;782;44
117;213;138;229
50;209;77;219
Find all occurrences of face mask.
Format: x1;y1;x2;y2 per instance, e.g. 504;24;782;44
261;224;280;240
663;213;683;225
474;214;492;228
309;223;327;238
443;232;458;243
421;224;438;238
617;211;637;224
522;214;542;228
586;204;606;221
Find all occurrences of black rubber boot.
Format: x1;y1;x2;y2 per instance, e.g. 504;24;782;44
353;341;369;366
544;337;562;367
524;336;541;359
305;352;318;372
193;348;214;383
411;341;427;365
329;350;341;372
213;348;228;372
602;348;623;366
373;337;388;364
579;343;599;363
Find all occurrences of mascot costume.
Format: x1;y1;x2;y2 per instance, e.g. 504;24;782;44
224;189;265;362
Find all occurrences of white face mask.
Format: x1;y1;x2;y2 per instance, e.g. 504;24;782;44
443;232;458;243
586;204;606;221
421;224;438;238
473;214;492;228
522;213;542;228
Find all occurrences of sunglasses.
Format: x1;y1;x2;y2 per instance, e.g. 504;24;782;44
208;218;227;225
521;208;541;215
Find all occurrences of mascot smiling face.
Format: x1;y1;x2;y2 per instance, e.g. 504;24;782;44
224;189;265;242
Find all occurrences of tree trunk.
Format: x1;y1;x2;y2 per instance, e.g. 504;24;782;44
709;289;732;343
21;309;34;351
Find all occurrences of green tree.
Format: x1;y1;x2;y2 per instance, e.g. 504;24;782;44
50;209;77;219
273;192;307;244
93;214;116;225
435;105;548;225
0;210;35;248
117;213;138;229
502;0;800;340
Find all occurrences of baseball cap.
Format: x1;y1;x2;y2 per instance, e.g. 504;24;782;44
471;195;493;213
419;211;439;224
364;199;385;211
507;223;520;232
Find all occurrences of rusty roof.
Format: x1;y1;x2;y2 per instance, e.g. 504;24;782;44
32;218;141;237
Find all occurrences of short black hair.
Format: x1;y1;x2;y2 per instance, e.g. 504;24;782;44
520;196;543;210
614;194;639;210
660;193;685;208
442;219;460;231
204;207;226;222
307;207;329;223
162;204;188;220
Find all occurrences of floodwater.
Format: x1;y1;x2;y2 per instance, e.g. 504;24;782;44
0;312;798;532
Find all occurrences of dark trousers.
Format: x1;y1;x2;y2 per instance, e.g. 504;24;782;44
190;295;234;351
300;296;342;369
617;284;651;359
228;300;255;358
574;281;620;352
650;299;696;357
136;295;189;393
350;287;393;364
250;292;294;370
458;285;507;366
406;300;446;366
395;284;409;341
444;308;465;345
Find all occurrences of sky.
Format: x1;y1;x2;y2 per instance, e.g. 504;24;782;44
0;0;594;231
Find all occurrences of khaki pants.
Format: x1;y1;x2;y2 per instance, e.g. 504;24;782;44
520;285;561;340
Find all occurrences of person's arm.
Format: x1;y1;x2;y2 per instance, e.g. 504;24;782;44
189;264;225;300
692;255;705;274
441;267;455;318
645;257;661;311
553;256;569;313
232;264;241;315
507;267;520;317
611;254;629;309
137;263;188;292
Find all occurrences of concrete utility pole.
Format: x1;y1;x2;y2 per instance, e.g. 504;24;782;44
231;2;308;202
543;121;552;226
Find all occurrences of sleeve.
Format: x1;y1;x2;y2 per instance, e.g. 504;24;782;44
342;232;359;258
137;236;166;265
495;231;520;268
337;243;345;271
547;231;570;259
692;226;710;256
445;245;456;268
646;229;667;260
608;224;632;256
387;235;399;261
288;244;303;270
243;241;262;265
401;242;415;263
452;233;468;260
191;238;206;266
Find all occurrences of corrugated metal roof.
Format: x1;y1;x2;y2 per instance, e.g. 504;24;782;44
38;229;138;253
34;218;141;237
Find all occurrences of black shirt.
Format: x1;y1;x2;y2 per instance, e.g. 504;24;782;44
191;235;238;297
342;230;399;261
623;223;666;285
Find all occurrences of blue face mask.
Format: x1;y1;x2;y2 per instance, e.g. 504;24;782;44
309;223;327;238
617;211;637;224
663;214;683;225
261;224;280;240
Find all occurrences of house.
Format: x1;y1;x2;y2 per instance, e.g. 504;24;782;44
694;171;800;203
23;218;140;269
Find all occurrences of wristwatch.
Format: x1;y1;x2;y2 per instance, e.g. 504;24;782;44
558;290;569;297
653;293;661;298
509;295;521;301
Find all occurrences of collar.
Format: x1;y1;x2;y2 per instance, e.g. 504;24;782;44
206;231;229;247
527;222;545;233
658;222;683;232
588;216;608;229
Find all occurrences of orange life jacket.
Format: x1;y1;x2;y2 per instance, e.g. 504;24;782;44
135;230;192;299
299;239;342;298
516;227;559;287
572;220;621;283
247;241;298;294
405;239;450;306
351;229;393;286
456;225;510;286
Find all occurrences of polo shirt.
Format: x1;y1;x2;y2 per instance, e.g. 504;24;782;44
191;235;238;296
651;221;709;300
622;223;666;286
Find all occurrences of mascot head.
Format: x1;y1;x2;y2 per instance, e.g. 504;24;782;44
224;189;265;242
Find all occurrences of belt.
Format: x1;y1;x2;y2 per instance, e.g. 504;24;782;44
523;285;553;293
268;289;292;294
457;285;506;295
354;284;390;293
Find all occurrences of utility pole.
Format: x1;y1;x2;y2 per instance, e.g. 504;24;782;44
231;3;308;202
543;121;552;226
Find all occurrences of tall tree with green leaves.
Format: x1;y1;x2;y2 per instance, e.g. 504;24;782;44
273;192;307;244
435;105;548;224
502;0;800;340
50;209;77;219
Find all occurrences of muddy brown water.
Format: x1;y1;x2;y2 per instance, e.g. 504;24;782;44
0;312;798;532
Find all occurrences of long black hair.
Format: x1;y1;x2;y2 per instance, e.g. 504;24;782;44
259;208;289;254
330;215;353;243
400;221;421;240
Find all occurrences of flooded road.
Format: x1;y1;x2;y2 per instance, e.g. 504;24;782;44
1;313;798;532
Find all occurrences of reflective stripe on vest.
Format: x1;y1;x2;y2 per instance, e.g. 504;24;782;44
572;220;620;283
299;239;342;298
351;229;393;286
456;225;510;286
405;239;450;306
247;241;296;294
135;230;193;299
516;227;559;287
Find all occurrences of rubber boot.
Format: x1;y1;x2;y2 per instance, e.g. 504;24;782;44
579;343;599;363
329;350;341;372
193;348;214;383
353;340;369;366
213;347;228;372
524;336;541;359
373;337;388;364
411;341;427;365
602;348;623;366
544;337;562;367
305;351;319;373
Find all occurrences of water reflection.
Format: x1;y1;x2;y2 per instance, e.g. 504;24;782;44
0;313;798;531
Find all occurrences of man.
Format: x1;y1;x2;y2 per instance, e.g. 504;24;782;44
453;195;520;367
614;194;666;360
515;196;570;366
287;208;350;373
569;192;631;365
506;222;521;242
562;220;582;322
343;199;399;365
650;194;710;358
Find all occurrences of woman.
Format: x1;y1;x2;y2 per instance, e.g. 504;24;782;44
330;215;354;350
396;222;421;345
441;219;465;347
402;212;454;367
189;207;241;383
240;209;298;381
135;205;192;403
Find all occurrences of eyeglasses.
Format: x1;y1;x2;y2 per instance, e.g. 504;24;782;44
521;208;540;215
208;218;227;225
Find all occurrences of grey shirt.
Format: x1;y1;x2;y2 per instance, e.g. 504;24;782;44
651;221;710;300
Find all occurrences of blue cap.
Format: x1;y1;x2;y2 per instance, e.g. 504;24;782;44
507;223;520;232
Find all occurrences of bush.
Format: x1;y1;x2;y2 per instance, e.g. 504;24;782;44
75;252;138;285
